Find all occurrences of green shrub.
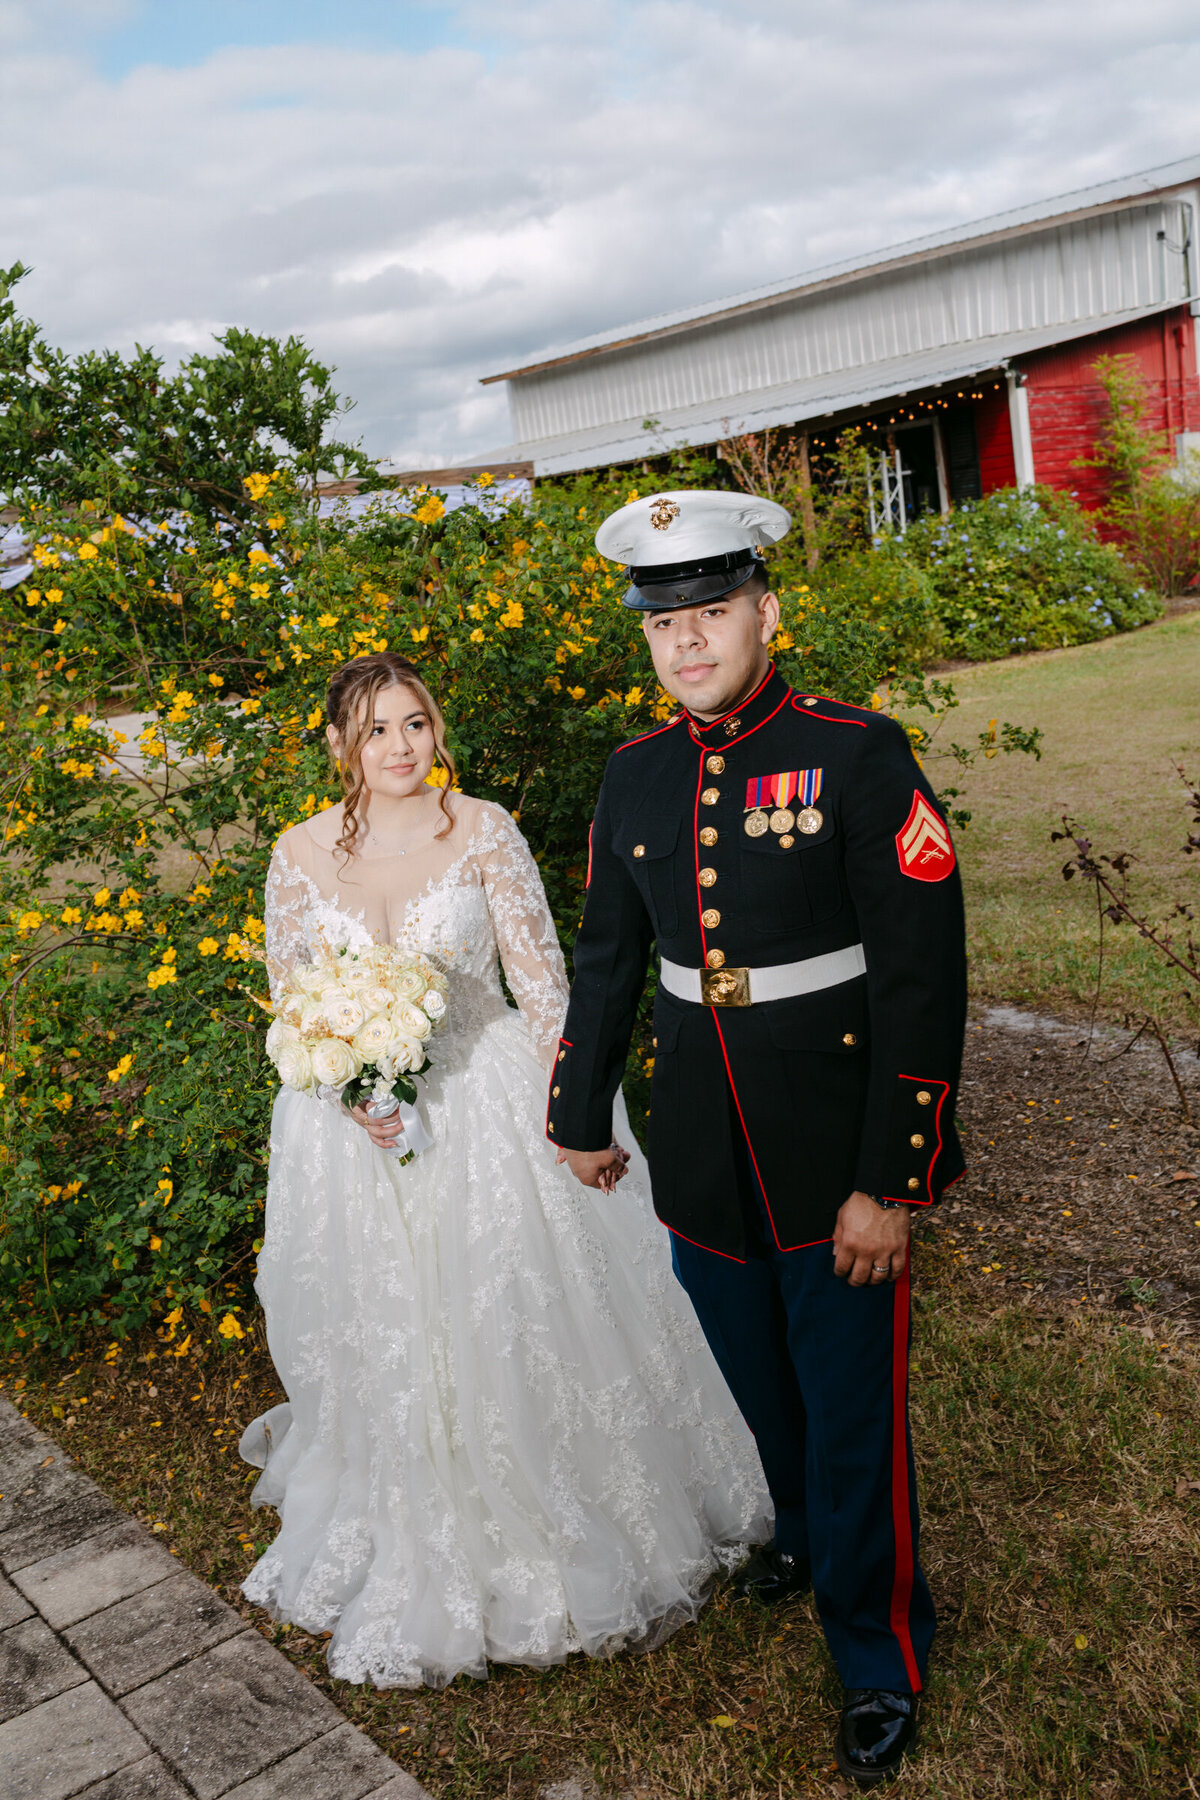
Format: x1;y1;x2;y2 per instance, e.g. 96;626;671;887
903;485;1160;660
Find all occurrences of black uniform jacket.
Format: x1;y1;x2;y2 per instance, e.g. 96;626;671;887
546;665;968;1261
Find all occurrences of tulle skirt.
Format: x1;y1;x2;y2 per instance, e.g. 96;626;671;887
240;1009;771;1688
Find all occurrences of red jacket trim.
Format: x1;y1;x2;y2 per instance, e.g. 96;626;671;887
881;1075;949;1205
614;716;684;753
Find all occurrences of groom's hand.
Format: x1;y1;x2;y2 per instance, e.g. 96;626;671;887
557;1144;629;1194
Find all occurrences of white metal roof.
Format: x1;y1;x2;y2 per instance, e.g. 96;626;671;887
484;153;1200;384
476;156;1200;475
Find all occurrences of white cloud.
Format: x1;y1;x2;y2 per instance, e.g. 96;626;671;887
1;0;1198;465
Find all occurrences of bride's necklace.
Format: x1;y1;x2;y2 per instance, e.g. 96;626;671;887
365;796;432;856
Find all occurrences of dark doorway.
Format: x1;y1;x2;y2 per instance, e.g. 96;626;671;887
943;407;982;502
895;424;941;519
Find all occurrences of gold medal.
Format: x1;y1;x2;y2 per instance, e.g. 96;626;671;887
769;807;795;835
797;806;823;835
744;809;769;838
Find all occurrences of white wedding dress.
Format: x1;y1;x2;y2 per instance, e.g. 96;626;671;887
240;792;771;1689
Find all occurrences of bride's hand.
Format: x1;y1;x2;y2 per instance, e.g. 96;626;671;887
349;1102;404;1150
556;1141;630;1194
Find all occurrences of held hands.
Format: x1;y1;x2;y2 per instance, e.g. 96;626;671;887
833;1191;911;1286
556;1143;631;1194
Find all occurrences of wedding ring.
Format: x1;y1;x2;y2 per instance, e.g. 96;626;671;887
872;1264;890;1274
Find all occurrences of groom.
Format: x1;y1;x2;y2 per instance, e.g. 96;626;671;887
551;489;966;1786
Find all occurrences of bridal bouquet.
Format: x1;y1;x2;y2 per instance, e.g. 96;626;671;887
263;946;448;1162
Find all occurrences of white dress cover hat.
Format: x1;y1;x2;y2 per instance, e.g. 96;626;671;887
594;489;792;611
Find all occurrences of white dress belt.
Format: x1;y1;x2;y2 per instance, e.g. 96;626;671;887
659;942;866;1006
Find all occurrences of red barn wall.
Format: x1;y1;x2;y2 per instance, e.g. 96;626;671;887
1022;307;1200;510
975;386;1017;494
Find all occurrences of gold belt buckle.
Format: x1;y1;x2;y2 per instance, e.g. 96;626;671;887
700;966;751;1007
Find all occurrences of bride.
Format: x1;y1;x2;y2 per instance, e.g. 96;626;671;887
239;650;771;1688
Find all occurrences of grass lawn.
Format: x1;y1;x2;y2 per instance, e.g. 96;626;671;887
7;1249;1200;1800
911;608;1200;1035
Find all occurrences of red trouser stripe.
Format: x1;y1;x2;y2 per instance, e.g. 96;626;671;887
889;1265;922;1692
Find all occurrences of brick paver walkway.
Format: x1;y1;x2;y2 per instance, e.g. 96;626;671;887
0;1398;430;1800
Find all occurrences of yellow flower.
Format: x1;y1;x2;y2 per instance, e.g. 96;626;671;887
218;1312;246;1340
624;686;644;706
16;910;43;934
414;496;445;525
242;471;275;501
60;906;83;925
205;673;224;689
426;765;450;788
52;618;67;635
306;708;323;729
157;1178;173;1202
124;910;144;929
247;547;273;565
107;1053;134;1083
149;1236;162;1252
266;513;285;529
72;714;91;731
475;471;494;487
241;916;265;941
118;887;140;909
93;887;111;907
161;946;177;964
498;602;524;629
469;628;485;643
78;542;98;560
467;602;484;619
249;582;270;598
317;613;338;629
568;686;585;701
25;588;41;607
52;1092;73;1113
198;937;220;956
410;625;429;644
511;539;529;556
240;698;261;715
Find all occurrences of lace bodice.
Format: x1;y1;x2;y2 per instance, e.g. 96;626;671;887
264;794;569;1069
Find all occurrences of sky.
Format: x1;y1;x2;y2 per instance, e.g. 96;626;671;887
2;0;1199;468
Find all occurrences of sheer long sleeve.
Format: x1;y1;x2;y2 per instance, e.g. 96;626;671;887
474;803;569;1071
264;839;315;1003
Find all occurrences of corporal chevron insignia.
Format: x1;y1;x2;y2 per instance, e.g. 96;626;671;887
896;791;956;882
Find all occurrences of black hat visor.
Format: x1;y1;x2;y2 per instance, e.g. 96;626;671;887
621;551;764;613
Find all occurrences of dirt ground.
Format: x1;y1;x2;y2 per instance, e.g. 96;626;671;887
934;1007;1200;1323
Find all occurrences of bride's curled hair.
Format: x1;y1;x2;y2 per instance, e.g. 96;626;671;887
325;652;457;860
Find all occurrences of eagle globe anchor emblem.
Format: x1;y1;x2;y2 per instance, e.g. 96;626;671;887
649;496;680;531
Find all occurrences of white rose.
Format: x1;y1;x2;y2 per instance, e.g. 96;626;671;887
421;989;446;1021
321;991;366;1037
292;965;327;996
391;998;432;1042
275;1041;316;1092
265;1017;300;1060
295;998;328;1039
352;1012;395;1061
393;966;425;1001
379;1034;423;1081
309;1037;362;1087
358;984;396;1015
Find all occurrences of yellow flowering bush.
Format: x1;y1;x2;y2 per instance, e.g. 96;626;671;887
0;281;1006;1352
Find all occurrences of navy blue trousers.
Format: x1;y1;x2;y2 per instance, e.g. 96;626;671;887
669;1143;936;1693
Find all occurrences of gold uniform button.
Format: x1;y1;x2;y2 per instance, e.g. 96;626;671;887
699;826;718;847
553;1085;561;1097
548;1123;555;1133
699;867;717;887
804;697;818;707
557;1050;566;1062
907;1177;920;1191
706;948;726;969
706;754;725;774
652;1036;658;1048
916;1089;932;1105
701;787;720;806
632;844;645;858
910;1132;925;1148
842;1032;856;1046
779;834;794;848
701;908;720;928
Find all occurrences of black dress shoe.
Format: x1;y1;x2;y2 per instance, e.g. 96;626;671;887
730;1543;812;1603
835;1688;917;1786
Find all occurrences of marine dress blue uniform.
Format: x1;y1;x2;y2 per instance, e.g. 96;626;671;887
546;492;967;1703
